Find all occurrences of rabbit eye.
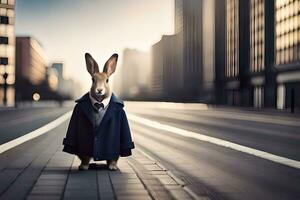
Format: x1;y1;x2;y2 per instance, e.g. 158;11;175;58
92;78;95;83
106;79;109;83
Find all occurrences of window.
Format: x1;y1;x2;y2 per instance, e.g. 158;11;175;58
0;57;8;65
0;36;8;44
250;0;265;73
8;0;14;5
226;0;239;77
275;0;300;65
0;16;8;24
1;0;8;4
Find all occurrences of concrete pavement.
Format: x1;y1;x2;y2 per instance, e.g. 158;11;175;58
0;119;197;200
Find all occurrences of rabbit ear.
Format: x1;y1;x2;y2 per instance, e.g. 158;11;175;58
85;53;99;75
103;54;118;77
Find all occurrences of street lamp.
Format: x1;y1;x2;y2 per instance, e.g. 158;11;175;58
2;71;8;106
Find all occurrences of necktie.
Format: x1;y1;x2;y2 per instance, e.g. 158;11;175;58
94;102;104;111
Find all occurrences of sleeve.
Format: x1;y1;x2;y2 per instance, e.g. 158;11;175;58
120;109;135;157
62;105;79;154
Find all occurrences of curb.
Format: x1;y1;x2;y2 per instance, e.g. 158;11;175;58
135;147;208;200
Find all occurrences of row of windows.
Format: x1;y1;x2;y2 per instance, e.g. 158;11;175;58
276;0;299;21
0;8;14;25
276;30;299;50
226;0;239;78
0;44;14;62
250;29;264;43
0;24;13;38
275;0;300;65
250;18;264;30
276;15;300;36
0;0;14;6
0;36;8;44
250;0;265;73
276;46;300;64
226;0;299;75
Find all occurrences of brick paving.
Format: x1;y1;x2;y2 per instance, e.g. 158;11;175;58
0;121;194;200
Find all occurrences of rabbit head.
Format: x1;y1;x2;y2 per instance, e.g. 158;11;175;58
85;53;118;102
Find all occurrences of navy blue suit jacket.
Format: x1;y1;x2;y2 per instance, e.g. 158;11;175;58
62;93;135;160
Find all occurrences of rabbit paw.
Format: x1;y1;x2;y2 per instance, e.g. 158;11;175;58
78;164;89;171
107;161;118;171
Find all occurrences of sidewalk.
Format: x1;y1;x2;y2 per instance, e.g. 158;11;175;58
0;121;195;200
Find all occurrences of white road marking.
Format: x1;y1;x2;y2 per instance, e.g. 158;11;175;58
0;111;72;154
127;113;300;170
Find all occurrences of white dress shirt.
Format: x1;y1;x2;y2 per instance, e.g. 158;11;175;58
89;92;111;127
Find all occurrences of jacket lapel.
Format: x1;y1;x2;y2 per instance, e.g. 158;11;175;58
76;93;95;127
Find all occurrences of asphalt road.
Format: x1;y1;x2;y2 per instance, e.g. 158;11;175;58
125;103;300;200
0;102;299;200
0;105;72;145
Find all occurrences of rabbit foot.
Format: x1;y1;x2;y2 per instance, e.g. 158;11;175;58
107;160;118;171
78;164;89;170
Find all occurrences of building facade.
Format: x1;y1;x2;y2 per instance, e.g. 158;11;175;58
117;48;151;100
275;0;300;111
151;34;183;101
175;0;203;101
222;0;299;111
0;0;14;106
150;0;219;103
15;37;46;101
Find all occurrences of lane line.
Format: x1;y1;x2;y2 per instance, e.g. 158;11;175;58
0;111;72;154
127;113;300;170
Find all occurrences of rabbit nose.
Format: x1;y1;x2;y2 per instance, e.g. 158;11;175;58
96;89;103;95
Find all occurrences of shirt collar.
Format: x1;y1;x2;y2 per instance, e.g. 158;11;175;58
89;92;111;111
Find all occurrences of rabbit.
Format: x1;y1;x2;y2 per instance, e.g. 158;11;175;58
63;53;135;171
80;53;119;170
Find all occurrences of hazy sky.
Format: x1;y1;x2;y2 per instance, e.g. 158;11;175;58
15;0;174;92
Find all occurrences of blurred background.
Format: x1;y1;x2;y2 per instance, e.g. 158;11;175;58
0;0;299;112
0;1;299;199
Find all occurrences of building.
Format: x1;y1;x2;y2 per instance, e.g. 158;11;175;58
151;34;183;100
46;67;58;92
222;0;299;111
0;0;15;106
50;62;81;99
52;63;63;81
175;0;203;101
275;0;300;111
15;37;46;101
16;37;46;85
51;62;64;92
117;48;151;100
149;0;219;103
224;0;250;106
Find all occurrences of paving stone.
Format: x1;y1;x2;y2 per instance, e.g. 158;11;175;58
111;179;141;184
35;179;66;186
30;185;64;195
116;195;152;200
26;194;61;200
113;184;145;190
39;174;68;180
158;177;178;185
63;189;98;199
114;189;149;195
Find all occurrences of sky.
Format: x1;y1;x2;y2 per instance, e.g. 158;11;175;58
15;0;174;92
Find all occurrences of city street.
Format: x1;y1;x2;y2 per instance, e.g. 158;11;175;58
0;102;299;200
